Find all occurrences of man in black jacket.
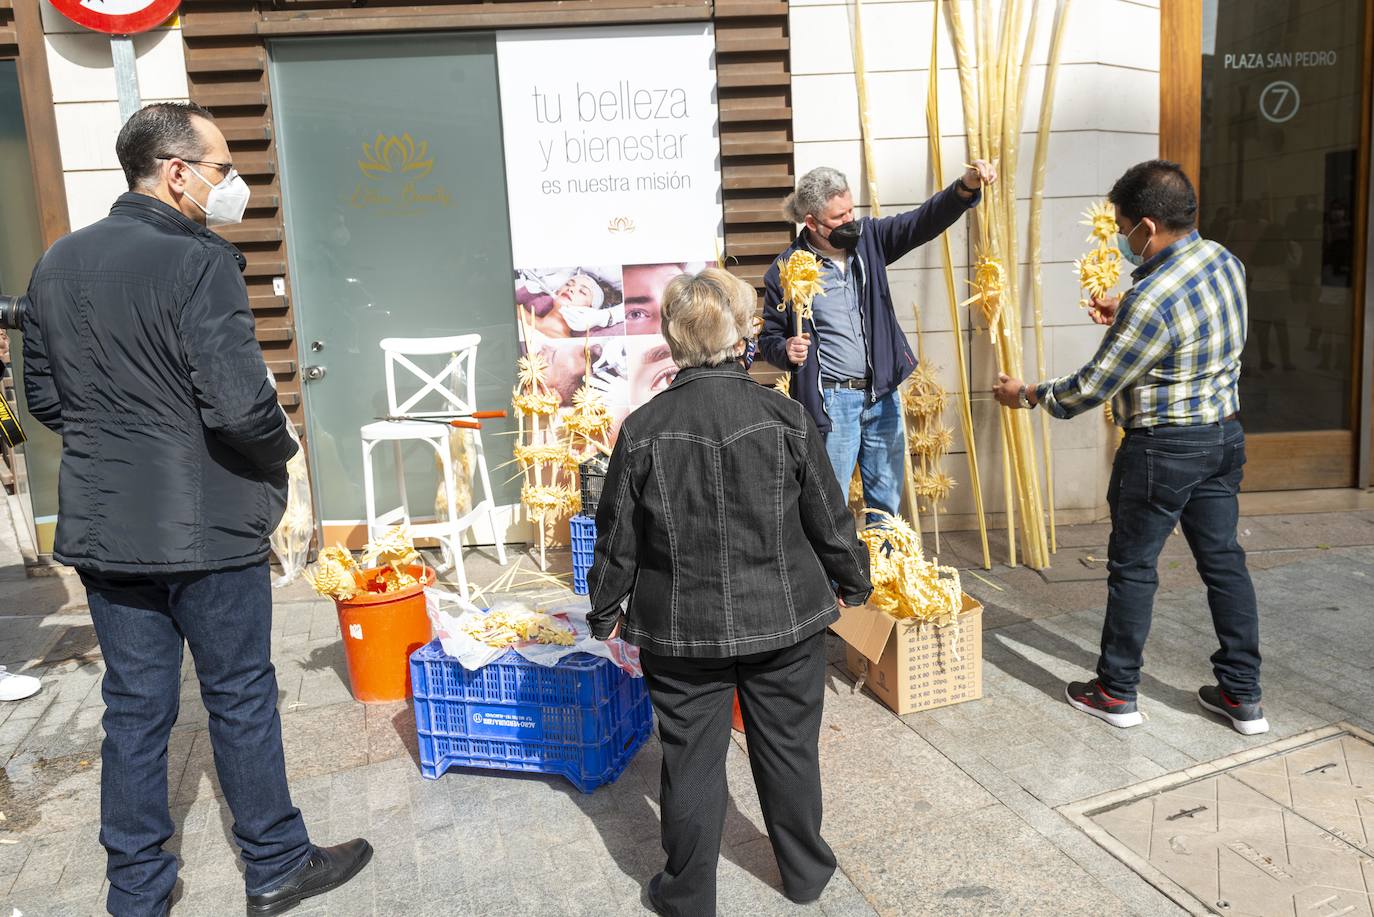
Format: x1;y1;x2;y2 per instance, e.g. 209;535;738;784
760;162;993;516
23;103;370;917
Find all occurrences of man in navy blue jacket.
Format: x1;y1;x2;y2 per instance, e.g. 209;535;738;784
759;163;993;517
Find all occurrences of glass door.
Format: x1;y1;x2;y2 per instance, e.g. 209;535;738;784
1199;0;1369;489
271;35;520;545
0;59;61;557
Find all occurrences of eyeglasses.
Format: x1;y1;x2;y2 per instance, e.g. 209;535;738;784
156;155;234;175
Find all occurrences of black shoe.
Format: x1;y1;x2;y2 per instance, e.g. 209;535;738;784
1198;685;1269;735
245;839;373;916
1065;679;1142;728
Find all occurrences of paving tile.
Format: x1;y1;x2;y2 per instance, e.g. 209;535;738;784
819;870;879;916
8;832;72;891
276;601;321;637
364;701;417;765
833;805;1135;917
1083;731;1374;917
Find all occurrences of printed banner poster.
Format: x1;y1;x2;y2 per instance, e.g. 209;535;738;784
498;24;724;447
496;23;723;269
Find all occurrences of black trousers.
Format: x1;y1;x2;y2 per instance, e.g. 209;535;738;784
640;629;835;916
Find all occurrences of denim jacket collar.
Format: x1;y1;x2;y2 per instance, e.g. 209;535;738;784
667;361;751;392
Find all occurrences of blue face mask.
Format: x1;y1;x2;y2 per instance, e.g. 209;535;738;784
1117;221;1150;267
741;336;758;370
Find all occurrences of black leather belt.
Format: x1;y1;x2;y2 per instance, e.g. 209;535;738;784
821;377;870;390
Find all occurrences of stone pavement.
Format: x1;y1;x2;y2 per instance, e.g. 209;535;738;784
0;497;1371;916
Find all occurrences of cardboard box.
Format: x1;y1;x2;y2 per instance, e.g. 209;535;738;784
833;593;983;716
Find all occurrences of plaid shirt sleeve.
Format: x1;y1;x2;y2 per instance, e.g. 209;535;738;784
1035;291;1173;420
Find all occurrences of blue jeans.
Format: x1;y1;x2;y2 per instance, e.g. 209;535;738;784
821;387;905;518
82;562;311;916
1098;419;1261;702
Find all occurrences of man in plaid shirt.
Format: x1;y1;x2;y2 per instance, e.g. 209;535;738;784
995;160;1267;736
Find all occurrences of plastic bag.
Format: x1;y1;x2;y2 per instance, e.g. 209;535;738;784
425;589;642;676
267;377;315;586
542;596;642;676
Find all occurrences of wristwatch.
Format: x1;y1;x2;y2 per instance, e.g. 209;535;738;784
1017;384;1033;410
956;176;979;196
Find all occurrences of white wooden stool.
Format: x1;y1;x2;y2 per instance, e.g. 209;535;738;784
359;334;507;600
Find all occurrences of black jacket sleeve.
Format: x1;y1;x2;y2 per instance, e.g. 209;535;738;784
794;406;872;605
588;430;643;638
870;182;979;264
180;250;298;473
21;280;62;435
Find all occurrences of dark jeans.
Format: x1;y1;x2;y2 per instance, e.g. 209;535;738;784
82;562;311;916
1099;419;1261;702
640;630;835;916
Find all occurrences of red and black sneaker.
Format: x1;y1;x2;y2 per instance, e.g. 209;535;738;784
1065;679;1143;728
1197;685;1269;735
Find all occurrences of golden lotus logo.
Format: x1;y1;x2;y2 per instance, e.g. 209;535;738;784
358;133;433;180
350;132;451;215
608;216;636;234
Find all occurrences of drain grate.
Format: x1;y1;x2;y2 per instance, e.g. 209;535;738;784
1062;725;1374;917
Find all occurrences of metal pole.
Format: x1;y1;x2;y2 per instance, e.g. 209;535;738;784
110;35;141;124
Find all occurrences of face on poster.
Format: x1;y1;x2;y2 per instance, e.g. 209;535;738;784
519;259;705;412
500;24;724;444
515;265;625;340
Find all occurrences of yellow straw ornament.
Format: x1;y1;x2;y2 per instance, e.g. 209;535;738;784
1081;199;1119;245
777;249;824;337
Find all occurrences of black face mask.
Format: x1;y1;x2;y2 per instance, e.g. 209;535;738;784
825;220;862;251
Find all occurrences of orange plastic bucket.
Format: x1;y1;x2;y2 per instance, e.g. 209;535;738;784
333;564;435;704
732;690;745;733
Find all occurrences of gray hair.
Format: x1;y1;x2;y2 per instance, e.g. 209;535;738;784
782;167;850;223
660;268;757;368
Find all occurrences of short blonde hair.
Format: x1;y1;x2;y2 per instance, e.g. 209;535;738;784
660;268;757;368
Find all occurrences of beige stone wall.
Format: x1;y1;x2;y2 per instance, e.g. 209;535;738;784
39;1;188;232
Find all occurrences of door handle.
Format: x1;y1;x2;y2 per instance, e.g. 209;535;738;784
303;365;327;382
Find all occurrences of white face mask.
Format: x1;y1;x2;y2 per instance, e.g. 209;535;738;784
561;304;624;332
185;163;250;227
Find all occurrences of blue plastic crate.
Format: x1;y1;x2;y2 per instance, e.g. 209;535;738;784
570;514;596;595
409;640;652;793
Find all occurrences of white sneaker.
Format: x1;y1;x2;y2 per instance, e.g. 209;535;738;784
0;666;41;701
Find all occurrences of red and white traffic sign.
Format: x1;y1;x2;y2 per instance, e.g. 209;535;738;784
48;0;180;35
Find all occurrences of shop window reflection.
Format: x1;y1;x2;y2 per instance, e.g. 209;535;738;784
1199;0;1364;434
0;61;60;556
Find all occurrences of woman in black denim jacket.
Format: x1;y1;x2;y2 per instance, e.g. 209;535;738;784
589;268;872;916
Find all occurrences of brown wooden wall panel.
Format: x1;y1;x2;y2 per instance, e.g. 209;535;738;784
1242;431;1355;491
714;0;793;295
0;0;14;55
251;295;289;316
180;6;300;425
184;47;267;74
181;0;793;441
183;1;711;38
1159;0;1201;188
